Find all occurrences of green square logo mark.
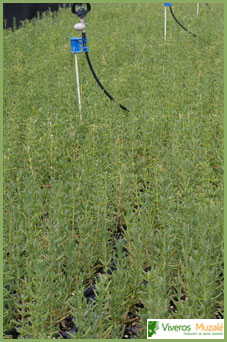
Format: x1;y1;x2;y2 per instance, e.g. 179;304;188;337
148;321;159;337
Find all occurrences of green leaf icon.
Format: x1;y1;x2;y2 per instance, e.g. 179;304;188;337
148;321;159;337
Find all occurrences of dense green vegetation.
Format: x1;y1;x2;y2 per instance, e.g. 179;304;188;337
3;3;224;339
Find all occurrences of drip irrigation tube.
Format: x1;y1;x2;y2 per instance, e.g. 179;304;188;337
85;52;129;112
169;6;209;44
82;34;129;112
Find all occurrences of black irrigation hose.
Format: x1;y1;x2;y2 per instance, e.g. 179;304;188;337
82;34;129;112
169;6;209;44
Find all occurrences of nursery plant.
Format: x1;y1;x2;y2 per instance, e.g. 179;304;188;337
3;3;224;339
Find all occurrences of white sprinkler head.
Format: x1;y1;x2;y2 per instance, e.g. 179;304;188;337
74;23;85;31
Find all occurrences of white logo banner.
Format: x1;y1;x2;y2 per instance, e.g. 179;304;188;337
147;319;224;339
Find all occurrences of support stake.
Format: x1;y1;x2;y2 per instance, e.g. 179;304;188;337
164;3;172;40
164;6;167;39
74;54;82;121
197;3;200;16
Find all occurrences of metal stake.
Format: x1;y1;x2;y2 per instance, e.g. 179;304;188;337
74;53;82;121
164;6;167;39
197;3;200;16
164;4;172;40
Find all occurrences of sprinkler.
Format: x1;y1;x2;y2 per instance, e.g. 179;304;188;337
70;3;129;119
